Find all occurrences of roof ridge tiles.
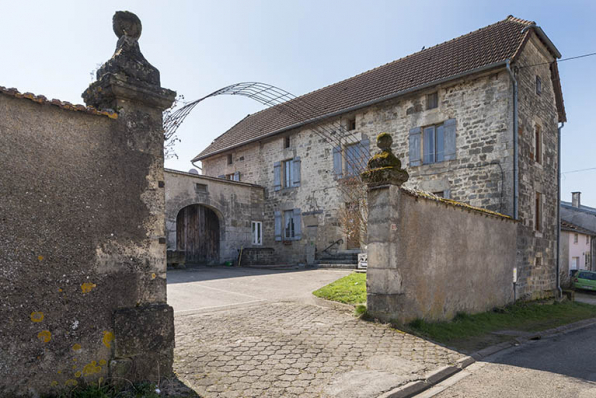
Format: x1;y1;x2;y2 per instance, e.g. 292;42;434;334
194;15;561;161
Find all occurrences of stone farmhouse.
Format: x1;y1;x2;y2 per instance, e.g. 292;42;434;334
168;15;566;300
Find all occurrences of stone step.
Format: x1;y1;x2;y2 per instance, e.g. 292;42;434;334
316;263;359;269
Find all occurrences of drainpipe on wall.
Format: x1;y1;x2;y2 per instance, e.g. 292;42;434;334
556;122;564;298
506;60;519;220
191;160;203;174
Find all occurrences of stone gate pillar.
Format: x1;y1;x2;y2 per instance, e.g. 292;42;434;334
83;11;177;382
361;133;409;321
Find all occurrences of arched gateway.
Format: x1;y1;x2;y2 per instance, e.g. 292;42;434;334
176;204;220;265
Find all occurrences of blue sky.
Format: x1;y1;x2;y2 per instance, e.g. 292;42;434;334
1;0;594;206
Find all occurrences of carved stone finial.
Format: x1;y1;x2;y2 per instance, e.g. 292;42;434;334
361;132;409;187
113;11;142;40
82;11;176;112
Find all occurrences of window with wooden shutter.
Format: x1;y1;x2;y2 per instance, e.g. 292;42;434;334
292;157;301;187
293;208;302;240
333;146;343;179
409;127;421;167
443;119;457;160
273;162;282;191
274;211;282;241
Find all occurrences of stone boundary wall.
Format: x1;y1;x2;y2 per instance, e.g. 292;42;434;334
0;12;175;396
366;186;517;323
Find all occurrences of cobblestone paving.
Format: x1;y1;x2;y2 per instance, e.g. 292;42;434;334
174;302;464;398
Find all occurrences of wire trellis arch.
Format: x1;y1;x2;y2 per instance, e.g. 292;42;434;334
163;82;371;176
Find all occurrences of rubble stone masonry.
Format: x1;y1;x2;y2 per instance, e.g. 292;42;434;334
201;32;559;298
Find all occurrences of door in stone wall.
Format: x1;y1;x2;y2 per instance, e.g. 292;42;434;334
176;204;220;264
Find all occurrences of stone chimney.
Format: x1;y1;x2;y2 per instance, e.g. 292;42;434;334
572;192;581;208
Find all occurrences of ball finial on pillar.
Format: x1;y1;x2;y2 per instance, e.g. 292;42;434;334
113;11;142;40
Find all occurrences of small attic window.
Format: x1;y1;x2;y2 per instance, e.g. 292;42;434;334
536;76;542;95
427;92;438;109
227;154;233;165
347;118;356;131
284;136;291;149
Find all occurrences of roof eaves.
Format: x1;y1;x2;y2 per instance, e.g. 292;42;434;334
193;59;509;161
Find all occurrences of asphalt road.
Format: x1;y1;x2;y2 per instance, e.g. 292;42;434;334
167;266;351;315
419;323;596;398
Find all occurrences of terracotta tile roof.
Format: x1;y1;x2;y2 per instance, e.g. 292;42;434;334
195;15;563;161
0;86;118;119
561;220;596;236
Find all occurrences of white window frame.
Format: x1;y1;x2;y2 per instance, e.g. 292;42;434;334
251;221;262;245
283;159;294;188
423;123;445;164
284;210;295;239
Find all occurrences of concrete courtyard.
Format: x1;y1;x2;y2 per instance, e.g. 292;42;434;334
168;267;464;397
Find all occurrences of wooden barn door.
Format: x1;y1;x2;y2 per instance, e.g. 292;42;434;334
176;204;220;264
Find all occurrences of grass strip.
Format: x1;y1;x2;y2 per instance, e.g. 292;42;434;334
313;272;366;305
400;300;596;351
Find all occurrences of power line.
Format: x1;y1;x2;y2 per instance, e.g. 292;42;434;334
562;167;596;175
521;52;596;69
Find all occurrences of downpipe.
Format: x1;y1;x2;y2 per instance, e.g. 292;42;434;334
556;122;564;298
506;60;519;220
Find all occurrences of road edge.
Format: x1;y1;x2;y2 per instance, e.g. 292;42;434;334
377;316;596;398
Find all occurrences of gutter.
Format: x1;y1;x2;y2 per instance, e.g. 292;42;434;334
506;60;519;220
556;122;564;298
194;60;509;161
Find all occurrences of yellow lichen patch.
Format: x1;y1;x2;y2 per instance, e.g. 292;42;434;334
72;365;77;370
151;273;156;280
82;361;102;376
37;330;52;343
72;343;82;352
38;255;44;261
58;288;63;292
102;331;114;348
65;379;78;387
99;359;107;366
30;312;44;323
57;370;62;374
81;282;97;294
50;381;58;387
75;371;82;378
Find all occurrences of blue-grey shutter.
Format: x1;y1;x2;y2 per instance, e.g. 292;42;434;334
218;174;225;179
333;146;343;179
444;118;457;161
273;161;282;191
234;171;240;181
359;137;370;171
443;190;451;199
409;127;421;166
292;156;301;187
274;211;282;241
293;208;302;240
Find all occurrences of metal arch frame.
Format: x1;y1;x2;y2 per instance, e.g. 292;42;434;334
163;82;370;174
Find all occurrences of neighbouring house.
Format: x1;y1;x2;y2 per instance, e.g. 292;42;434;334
560;192;596;285
559;220;595;286
170;15;566;299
